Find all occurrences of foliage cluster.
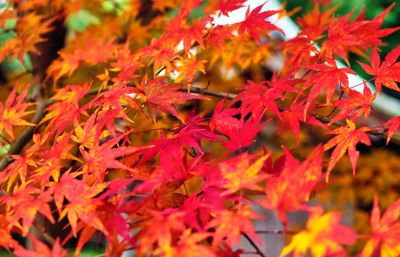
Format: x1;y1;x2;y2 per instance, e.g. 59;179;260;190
0;0;400;257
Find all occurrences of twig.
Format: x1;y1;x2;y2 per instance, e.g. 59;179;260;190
255;229;297;235
183;86;235;99
30;223;56;246
242;233;267;257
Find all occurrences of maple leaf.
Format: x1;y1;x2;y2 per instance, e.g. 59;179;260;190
80;134;137;182
222;112;268;153
2;186;54;236
14;237;67;257
283;36;319;69
47;38;116;81
71;113;100;149
321;4;399;64
217;0;246;17
51;173;108;237
161;8;207;53
260;146;323;224
46;51;81;82
50;172;106;213
303;61;356;117
361;195;400;257
297;4;339;41
207;205;262;247
205;25;234;50
233;80;283;120
40;84;90;136
179;20;208;54
280;101;326;145
60;201;107;238
135;116;218;192
32;132;75;184
140;41;179;74
384;116;400;145
134;78;204;122
0;215;22;251
324;119;371;180
134;210;186;257
174;56;207;84
280;208;356;257
173;230;215;257
210;100;242;134
358;46;400;92
0;86;34;139
238;5;283;44
0;155;36;192
219;153;269;195
330;85;376;124
0;13;54;64
87;84;137;136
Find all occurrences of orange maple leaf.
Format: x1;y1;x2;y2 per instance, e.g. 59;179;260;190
0;87;34;139
324;119;371;180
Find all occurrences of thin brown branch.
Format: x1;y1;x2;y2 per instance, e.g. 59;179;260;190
242;233;267;257
185;86;235;99
30;223;56;246
255;229;298;235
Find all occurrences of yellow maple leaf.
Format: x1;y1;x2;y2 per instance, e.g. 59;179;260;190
280;208;356;257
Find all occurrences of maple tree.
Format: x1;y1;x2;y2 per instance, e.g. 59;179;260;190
0;0;400;256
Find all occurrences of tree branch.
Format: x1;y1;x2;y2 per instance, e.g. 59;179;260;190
255;229;298;235
186;87;400;144
242;233;267;257
185;86;235;99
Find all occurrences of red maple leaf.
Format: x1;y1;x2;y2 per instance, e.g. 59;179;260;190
321;4;399;64
238;5;283;44
210;99;242;134
303;60;356;117
135;78;204;122
330;84;376;124
222;112;268;153
280;101;326;145
233;80;284;120
217;0;246;17
358;46;400;92
384;116;400;145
